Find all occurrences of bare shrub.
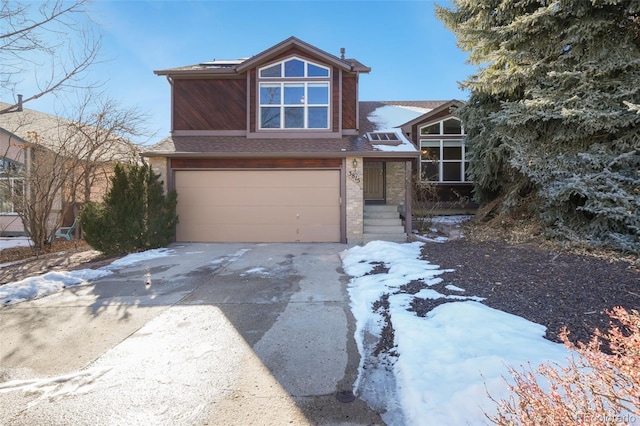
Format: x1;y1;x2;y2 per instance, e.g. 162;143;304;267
489;307;640;425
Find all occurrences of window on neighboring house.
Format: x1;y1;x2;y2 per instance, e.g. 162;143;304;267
258;57;330;130
0;178;24;213
420;140;470;183
0;158;25;213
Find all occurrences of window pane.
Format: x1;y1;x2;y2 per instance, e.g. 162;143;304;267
0;180;12;212
284;107;304;128
260;85;281;104
308;63;329;77
421;147;440;161
421;123;440;135
442;162;462;181
284;59;304;77
443;118;462;134
308;107;328;128
421;162;439;181
261;107;281;128
260;64;281;78
307;83;328;104
443;146;462;160
284;84;305;104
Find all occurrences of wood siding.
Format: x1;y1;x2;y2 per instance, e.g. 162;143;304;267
173;78;246;131
342;75;357;130
171;158;342;169
249;69;256;132
332;66;340;131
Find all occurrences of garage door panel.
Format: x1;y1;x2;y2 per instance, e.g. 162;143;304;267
178;205;340;226
177;224;338;243
174;170;341;242
178;188;338;206
176;170;338;189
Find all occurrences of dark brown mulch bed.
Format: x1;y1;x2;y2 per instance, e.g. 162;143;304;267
419;237;640;345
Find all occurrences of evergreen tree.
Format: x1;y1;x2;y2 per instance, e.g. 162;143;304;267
437;0;640;253
80;163;178;255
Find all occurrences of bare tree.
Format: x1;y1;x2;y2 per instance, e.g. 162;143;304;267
0;0;101;114
62;91;146;215
0;92;145;251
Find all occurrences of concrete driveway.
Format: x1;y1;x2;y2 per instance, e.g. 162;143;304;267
0;243;383;425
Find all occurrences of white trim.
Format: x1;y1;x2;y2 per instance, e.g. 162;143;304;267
258;56;330;78
258;81;330;130
419;117;465;136
419;139;470;183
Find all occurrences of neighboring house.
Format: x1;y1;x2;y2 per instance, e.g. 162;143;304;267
143;36;426;244
0;102;139;237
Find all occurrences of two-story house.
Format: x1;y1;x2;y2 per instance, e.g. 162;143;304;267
143;37;422;244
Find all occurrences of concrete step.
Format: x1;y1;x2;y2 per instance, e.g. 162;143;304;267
363;233;408;243
363;211;400;219
364;218;402;226
363;204;400;212
364;224;405;234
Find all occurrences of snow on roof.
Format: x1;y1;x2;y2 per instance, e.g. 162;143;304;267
368;129;417;152
367;105;431;131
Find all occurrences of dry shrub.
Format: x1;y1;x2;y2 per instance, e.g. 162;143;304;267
490;307;640;425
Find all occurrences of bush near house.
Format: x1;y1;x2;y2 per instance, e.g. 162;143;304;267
80;163;178;255
490;307;640;425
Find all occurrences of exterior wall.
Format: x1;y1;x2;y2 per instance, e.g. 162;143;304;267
148;157;169;192
173;78;246;131
345;156;363;244
341;75;357;130
246;47;357;136
385;161;406;208
0;132;27;235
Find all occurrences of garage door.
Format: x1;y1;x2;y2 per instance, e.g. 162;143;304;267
174;170;341;242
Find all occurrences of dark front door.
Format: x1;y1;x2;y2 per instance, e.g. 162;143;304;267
364;161;385;202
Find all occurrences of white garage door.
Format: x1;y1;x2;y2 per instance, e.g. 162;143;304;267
174;170;341;242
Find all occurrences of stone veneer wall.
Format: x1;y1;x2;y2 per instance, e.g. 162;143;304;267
148;157;169;192
385;161;407;209
345;156;364;244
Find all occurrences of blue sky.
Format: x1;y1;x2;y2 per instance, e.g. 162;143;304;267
22;1;474;144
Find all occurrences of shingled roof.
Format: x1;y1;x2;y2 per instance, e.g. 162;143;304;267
0;102;139;162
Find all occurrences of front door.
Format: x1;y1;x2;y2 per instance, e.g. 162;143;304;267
364;161;385;202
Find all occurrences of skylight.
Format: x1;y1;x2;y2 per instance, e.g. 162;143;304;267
368;132;400;142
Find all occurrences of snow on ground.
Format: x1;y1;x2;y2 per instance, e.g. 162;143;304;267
0;248;176;305
341;240;571;426
0;237;31;251
1;235;576;424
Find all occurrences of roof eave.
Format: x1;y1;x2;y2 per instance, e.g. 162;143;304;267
141;150;419;159
236;36;359;73
154;68;239;77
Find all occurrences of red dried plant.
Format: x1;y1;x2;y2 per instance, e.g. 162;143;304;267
489;307;640;425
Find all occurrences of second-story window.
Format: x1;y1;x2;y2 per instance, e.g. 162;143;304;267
259;58;330;130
